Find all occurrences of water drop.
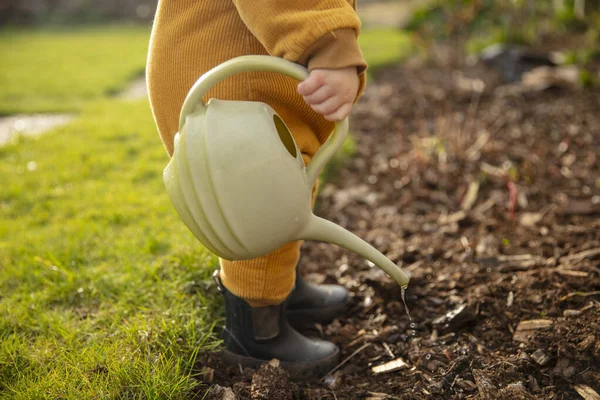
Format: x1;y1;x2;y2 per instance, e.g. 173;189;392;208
425;354;431;360
400;285;412;320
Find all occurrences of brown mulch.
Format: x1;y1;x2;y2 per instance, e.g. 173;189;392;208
198;54;600;399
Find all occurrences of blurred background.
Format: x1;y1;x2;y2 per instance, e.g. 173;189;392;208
0;0;158;24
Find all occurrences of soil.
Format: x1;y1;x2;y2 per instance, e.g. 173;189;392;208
197;50;600;399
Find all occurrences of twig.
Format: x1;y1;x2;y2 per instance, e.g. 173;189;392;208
473;197;496;219
322;343;371;380
554;269;589;278
480;161;507;178
382;342;395;358
561;248;600;263
406;260;425;272
497;254;541;262
461;181;480;211
466;130;491;161
463;80;483;147
560;291;600;301
507;181;518;219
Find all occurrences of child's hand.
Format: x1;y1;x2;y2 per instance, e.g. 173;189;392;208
297;67;359;122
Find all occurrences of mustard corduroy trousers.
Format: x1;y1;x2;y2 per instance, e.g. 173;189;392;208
147;0;336;305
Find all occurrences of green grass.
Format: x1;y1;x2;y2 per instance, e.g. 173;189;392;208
0;25;150;114
0;24;411;398
359;28;416;74
0;99;222;398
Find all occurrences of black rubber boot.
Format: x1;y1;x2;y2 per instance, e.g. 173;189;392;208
287;269;349;328
215;271;339;381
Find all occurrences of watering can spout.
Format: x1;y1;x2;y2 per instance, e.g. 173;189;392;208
298;216;411;287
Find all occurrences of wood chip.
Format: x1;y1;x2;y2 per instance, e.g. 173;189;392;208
455;378;477;392
371;357;410;374
365;392;391;400
531;349;551;366
432;304;477;333
513;319;553;343
507;291;514;307
578;334;596;352
519;212;544;227
439;210;467;224
573;384;600;400
497;254;541;262
478;254;548;271
201;367;215;383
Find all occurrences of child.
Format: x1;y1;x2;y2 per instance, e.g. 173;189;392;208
147;0;367;380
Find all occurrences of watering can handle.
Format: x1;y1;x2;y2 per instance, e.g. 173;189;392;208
178;55;349;187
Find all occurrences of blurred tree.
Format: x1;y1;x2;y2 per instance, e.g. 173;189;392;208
0;0;158;25
405;0;600;55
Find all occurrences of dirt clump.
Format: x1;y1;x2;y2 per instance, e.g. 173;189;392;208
249;359;299;400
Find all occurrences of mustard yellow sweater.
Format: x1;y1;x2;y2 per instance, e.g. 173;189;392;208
147;0;367;303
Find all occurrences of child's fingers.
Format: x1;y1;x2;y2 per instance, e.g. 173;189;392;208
297;71;326;96
309;96;342;116
302;85;333;105
324;102;353;122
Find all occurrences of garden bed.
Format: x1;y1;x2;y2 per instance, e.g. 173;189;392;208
200;50;600;400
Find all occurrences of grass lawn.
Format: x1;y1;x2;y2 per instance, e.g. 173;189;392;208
0;26;412;398
359;28;416;75
0;26;150;115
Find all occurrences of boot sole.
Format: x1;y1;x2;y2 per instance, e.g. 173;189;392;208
287;301;348;328
222;347;340;381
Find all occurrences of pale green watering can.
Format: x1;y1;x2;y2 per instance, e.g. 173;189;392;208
163;55;410;287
